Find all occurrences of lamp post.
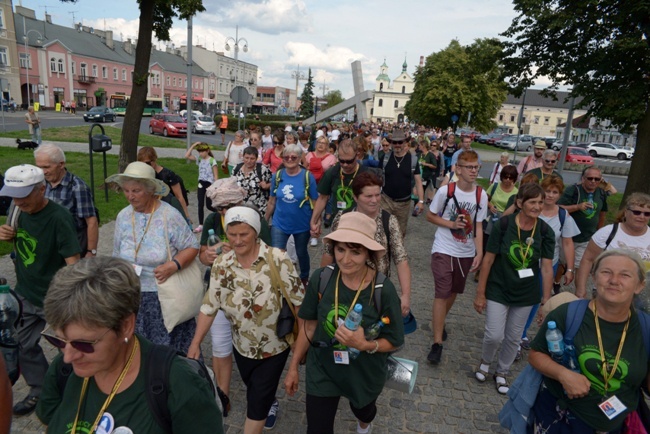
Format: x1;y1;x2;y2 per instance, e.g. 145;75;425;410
225;25;248;130
23;19;44;107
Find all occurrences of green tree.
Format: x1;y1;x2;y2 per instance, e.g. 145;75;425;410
61;0;205;171
501;0;650;199
321;90;344;111
404;39;507;132
299;68;315;118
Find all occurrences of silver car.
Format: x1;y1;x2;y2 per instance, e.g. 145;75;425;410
190;114;216;135
498;135;533;151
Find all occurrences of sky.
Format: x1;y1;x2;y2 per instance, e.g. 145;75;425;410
16;0;524;98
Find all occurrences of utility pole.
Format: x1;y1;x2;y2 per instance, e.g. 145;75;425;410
319;80;329;97
291;65;306;111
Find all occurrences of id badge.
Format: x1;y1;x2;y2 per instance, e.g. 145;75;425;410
598;395;627;420
333;350;350;365
337;201;347;209
132;264;143;276
518;268;534;279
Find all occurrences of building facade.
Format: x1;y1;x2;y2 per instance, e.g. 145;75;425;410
369;59;414;123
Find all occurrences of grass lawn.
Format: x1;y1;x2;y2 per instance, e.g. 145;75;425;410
0;126;226;150
0;147;230;256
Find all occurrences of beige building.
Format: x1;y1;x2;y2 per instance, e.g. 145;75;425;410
369;59;414;123
0;0;23;105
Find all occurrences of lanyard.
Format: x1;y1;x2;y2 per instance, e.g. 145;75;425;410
339;164;360;193
515;214;537;268
71;338;139;434
220;215;228;242
131;203;156;261
334;267;369;326
594;301;630;395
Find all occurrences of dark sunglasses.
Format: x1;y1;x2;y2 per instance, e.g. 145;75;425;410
142;160;153;165
391;140;405;145
628;209;650;217
544;159;557;164
273;141;282;145
584;176;602;182
283;155;299;162
41;328;112;354
338;157;356;165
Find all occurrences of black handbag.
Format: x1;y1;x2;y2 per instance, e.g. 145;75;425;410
266;251;299;345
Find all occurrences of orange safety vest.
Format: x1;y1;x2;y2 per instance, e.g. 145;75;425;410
219;114;228;129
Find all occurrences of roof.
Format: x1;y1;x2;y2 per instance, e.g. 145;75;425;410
557;113;590;129
504;89;584;109
15;13;208;76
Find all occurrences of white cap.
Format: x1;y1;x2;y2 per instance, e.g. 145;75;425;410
0;164;44;198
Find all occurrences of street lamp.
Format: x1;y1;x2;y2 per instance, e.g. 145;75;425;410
23;20;44;107
225;25;248;129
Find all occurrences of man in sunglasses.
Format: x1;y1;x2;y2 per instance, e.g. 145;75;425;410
517;140;547;179
0;164;80;416
380;129;425;237
526;149;562;182
310;139;369;237
557;166;608;280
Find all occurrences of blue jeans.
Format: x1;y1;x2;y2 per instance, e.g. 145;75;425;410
270;227;310;280
32;126;42;145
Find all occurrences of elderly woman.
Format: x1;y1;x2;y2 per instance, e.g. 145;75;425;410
284;212;405;434
189;207;303;434
233;146;272;213
529;249;649;433
265;144;318;286
489;152;511;184
263;130;286;174
221;130;247;175
321;171;411;316
36;257;223;433
473;183;555;395
108;162;199;353
261;126;274;151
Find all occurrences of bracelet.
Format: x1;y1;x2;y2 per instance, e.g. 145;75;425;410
366;340;379;354
172;259;182;270
566;268;574;273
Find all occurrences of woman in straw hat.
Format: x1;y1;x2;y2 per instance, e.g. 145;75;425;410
284;212;404;434
108;162;199;354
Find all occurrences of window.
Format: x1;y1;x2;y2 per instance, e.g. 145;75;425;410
80;63;87;77
0;47;7;67
394;100;399;108
19;53;30;69
122;69;126;81
113;68;118;80
379;83;383;91
184;79;187;87
521;116;526;124
72;61;76;75
378;99;383;107
557;118;564;125
0;8;5;29
510;115;516;122
166;76;170;86
102;66;107;79
544;117;550;125
401;86;405;94
498;114;504;122
173;77;177;87
58;59;64;73
219;82;222;92
534;116;540;124
50;57;56;72
92;65;98;77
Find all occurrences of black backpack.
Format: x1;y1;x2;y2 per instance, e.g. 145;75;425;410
0;172;11;216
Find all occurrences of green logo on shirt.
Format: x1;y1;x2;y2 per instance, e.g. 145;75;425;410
579;346;628;394
507;240;534;270
324;303;350;350
582;200;598;219
15;229;37;267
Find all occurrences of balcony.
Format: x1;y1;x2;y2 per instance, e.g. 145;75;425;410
77;75;96;84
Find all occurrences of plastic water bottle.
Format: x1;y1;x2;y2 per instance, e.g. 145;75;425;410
207;229;219;247
586;193;595;215
365;316;390;341
546;321;565;363
344;304;363;359
563;338;580;372
0;282;20;385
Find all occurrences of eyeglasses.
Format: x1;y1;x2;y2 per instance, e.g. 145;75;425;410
217;204;236;212
458;165;480;171
391;140;404;145
273;141;282;145
544;159;557;164
584;176;602;182
338;157;356;165
627;209;650;217
283;155;299;162
41;328;112;354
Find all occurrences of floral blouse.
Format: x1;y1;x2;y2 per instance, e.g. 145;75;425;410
235;164;272;213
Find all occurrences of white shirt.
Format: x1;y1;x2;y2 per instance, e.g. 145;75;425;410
592;224;650;267
539;209;581;265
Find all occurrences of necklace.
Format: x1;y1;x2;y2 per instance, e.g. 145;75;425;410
393;152;406;168
71;338;139;433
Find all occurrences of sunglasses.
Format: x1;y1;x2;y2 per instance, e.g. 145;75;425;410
391;140;405;145
273;141;282;145
584;176;602;182
628;209;650;217
544;159;557;164
283;155;299;162
338;157;356;165
41;328;112;354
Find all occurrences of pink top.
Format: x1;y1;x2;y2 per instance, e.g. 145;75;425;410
263;148;284;173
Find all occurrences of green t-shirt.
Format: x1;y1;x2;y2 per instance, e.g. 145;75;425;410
298;266;405;408
199;211;272;245
531;303;649;432
526;167;561;183
14;201;81;307
36;336;223;434
317;164;369;212
558;184;608;243
487;183;518;213
419;151;437;180
485;214;555;306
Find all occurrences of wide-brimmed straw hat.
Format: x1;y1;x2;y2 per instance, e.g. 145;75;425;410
324;213;386;258
106;162;170;197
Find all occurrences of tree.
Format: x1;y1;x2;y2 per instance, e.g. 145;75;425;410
501;0;650;199
298;68;315;118
321;90;344;111
404;39;507;132
61;0;205;171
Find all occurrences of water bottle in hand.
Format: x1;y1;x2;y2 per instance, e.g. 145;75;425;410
344;304;363;360
207;229;219;247
564;338;580;372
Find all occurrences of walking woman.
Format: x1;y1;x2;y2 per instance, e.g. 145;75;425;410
184;142;218;233
263;130;286;174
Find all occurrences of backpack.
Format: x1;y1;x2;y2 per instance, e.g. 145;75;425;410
604;222;619;250
438;182;484;235
318;264;386;313
55;344;227;431
273;168;314;209
233;162;263;179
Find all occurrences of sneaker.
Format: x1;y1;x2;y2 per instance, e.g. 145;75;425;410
193;224;203;234
515;349;522;362
310;237;318;247
13;394;39;416
427;343;443;364
264;399;279;430
357;421;372;433
520;337;531;350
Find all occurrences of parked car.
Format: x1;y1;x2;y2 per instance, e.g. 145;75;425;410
149;114;187;137
565;147;594;165
475;134;491;144
497;135;533;151
180;110;203;119
487;134;510;146
550;140;577;151
83;106;116;123
586;142;634;160
190;114;216;135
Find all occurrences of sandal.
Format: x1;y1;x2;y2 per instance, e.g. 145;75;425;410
474;363;489;383
494;374;509;395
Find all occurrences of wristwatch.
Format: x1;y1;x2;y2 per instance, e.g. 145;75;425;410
87;249;97;255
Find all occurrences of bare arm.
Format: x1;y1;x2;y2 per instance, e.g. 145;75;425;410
575;240;602;298
310;194;330;236
170;183;191;221
84;216;99;256
541;258;554;304
64;254;80;265
264;196;276;223
561;236;576;285
529;349;591;399
184;143;197;161
153;247;199;284
284;318;316;397
473;252;495;313
395;260;411;316
597;211;606;230
470;222;484;272
187;312;216;359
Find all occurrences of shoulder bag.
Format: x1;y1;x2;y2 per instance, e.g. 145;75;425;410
266;250;299;346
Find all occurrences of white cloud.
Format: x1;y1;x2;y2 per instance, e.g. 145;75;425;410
284;42;367;72
199;0;310;35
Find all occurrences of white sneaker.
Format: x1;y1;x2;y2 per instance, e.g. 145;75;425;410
310;237;318;247
356;421;372;433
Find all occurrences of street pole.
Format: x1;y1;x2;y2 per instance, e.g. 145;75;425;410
557;96;575;176
186;15;193;152
512;88;527;164
225;25;248;131
23;17;44;108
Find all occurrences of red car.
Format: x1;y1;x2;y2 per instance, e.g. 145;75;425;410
565;147;594;165
149;114;187;137
487;134;510;146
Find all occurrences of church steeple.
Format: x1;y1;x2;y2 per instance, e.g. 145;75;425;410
402;56;408;73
